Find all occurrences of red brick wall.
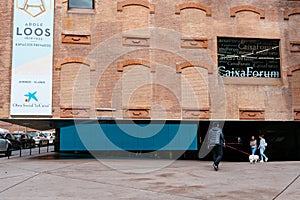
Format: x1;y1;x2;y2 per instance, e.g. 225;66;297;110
1;0;300;121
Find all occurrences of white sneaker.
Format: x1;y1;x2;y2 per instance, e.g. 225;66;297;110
260;160;264;163
265;158;268;162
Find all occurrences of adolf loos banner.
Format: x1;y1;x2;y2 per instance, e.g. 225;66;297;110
11;0;54;115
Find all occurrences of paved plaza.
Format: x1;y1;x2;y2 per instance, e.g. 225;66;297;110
0;151;299;200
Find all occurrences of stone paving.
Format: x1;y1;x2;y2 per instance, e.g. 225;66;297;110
0;151;299;200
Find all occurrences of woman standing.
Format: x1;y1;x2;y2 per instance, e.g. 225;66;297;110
258;134;268;162
249;136;257;155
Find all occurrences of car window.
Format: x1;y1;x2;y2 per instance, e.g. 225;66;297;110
45;133;54;137
29;133;38;137
13;134;20;139
0;134;4;139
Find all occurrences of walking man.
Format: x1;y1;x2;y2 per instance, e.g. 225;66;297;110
208;122;225;171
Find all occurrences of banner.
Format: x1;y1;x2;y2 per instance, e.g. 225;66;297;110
217;37;280;78
11;0;54;115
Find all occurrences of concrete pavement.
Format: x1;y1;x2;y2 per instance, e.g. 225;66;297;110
0;151;299;200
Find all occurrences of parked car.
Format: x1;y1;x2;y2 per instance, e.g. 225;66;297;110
1;133;21;150
43;132;55;144
0;134;12;156
12;133;35;149
28;132;49;146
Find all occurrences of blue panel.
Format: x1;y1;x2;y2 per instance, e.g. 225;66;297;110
60;125;86;151
60;123;198;151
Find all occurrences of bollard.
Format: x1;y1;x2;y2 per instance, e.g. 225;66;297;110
39;143;41;154
29;145;32;155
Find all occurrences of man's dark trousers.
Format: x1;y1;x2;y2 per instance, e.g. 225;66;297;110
212;144;223;167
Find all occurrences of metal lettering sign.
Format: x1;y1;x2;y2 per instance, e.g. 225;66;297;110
10;0;54;115
217;37;281;78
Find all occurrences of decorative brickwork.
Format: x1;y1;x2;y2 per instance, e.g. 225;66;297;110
176;61;212;74
59;62;91;114
181;37;208;49
122;35;150;47
239;108;265;120
61;33;91;44
182;108;210;119
294;108;300;120
60;107;89;118
180;64;210;115
284;8;300;20
55;57;96;71
287;65;300;76
123;107;150;118
1;0;300;122
175;2;212;17
230;6;265;19
117;0;155;14
291;69;300;111
289;41;300;52
117;59;155;72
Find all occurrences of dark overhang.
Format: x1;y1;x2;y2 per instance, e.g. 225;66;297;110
0;118;298;131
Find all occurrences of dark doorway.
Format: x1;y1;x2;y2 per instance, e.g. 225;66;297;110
197;121;300;161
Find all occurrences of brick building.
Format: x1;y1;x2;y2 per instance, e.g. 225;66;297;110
0;0;300;159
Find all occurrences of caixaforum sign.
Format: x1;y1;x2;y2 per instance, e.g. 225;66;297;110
217;37;281;78
10;0;54;115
